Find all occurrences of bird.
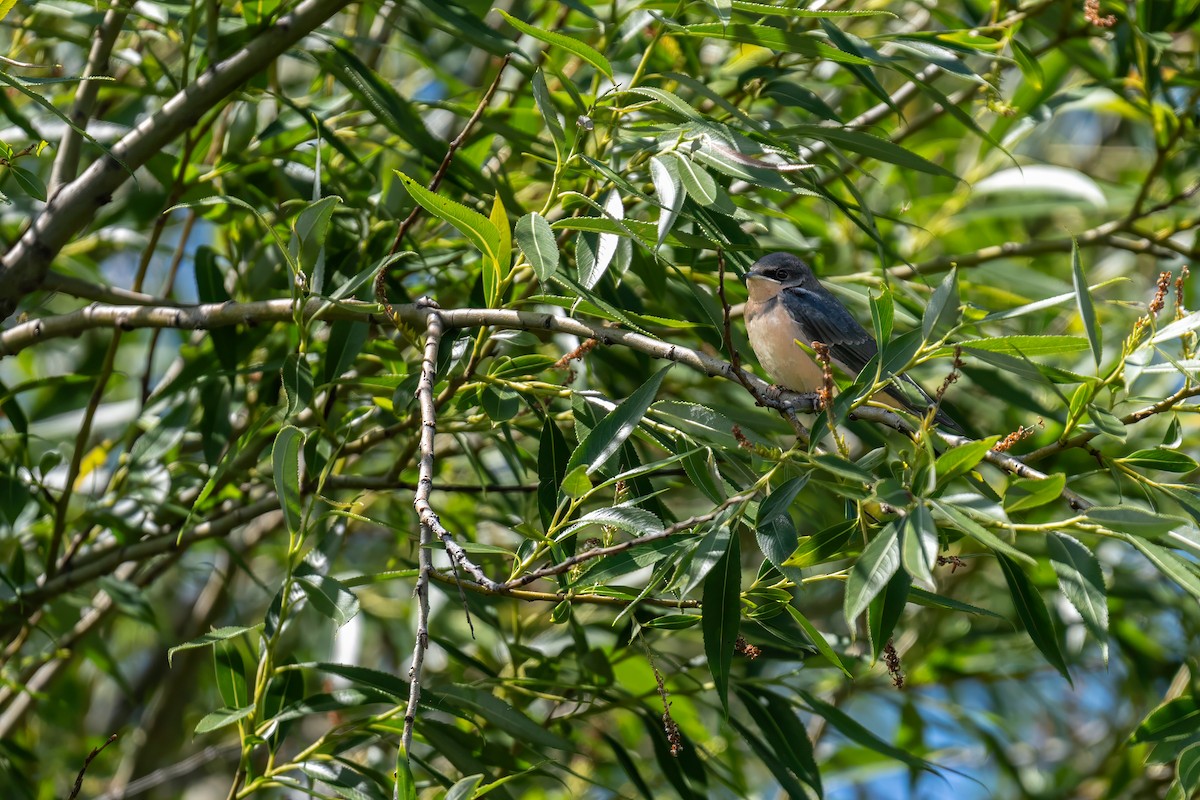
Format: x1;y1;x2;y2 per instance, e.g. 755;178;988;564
742;252;962;432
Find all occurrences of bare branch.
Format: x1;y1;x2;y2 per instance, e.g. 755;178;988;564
49;2;132;192
0;0;352;322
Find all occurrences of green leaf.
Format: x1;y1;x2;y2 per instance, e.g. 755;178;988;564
538;415;569;529
642;613;701;630
792;124;960;180
497;10;613;80
194;705;255;734
9;165;46;201
703;530;741;715
1087;506;1187;536
785;605;852;676
935;437;1000;486
562;506;665;539
931;501;1035;566
487;194;511;306
867;569;911;659
922;267;961;342
996;553;1072;684
323;320;369;385
1047;533;1108;664
1072;239;1102;367
649;155;684;248
675;23;876;65
438;684;574;752
734;686;822;796
730;0;894;16
531;69;565;154
579;189;623;290
796;689;940;774
272;425;304;536
1118;448;1198;473
1126;538;1200;601
167;625;261;667
668;152;719;206
1010;37;1043;90
784;518;855;569
1004;473;1066;513
1087;404;1126;440
844;519;902;624
1177;742;1200;799
870;284;894;345
515;212;559;282
901;505;937;589
954;335;1092;356
566;365;672;475
290;195;339;292
296;574;361;629
1150;310;1200;344
281;353;314;418
394;169;501;267
1133;697;1200;743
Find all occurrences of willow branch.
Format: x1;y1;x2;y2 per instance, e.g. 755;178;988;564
48;1;133;192
0;0;352;322
501;491;755;591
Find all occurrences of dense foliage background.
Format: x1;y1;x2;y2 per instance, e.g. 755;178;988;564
1;1;1199;798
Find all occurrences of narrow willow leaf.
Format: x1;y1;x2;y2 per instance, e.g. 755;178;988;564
784;519;855;569
281;353;314;418
324;320;369;385
844;519;902;624
1133;697;1200;743
935;437;1000;487
730;0;894;16
870;284;894;345
273;425;304;535
1150;310;1200;344
1072;239;1102;367
785;605;852;676
902;505;937;589
583;189;623;290
168;625;261;667
1118;448;1198;473
194;705;255;734
1047;533;1108;664
487;194;512;307
734;686;822;796
1126;538;1200;601
1087;404;1126;440
703;530;741;715
497;9;613;79
296;574;361;628
538;415;569;528
439;684;574;751
561;506;665;539
1004;474;1066;513
1087;506;1186;536
1010;37;1044;90
649;155;684;248
793;123;959;180
531;68;565;154
566;365;672;475
953;334;1091;356
922;267;961;342
395;169;500;266
796;689;940;774
867;570;911;659
515;212;558;282
624;86;703;121
668;151;719;206
931;500;1035;566
996;553;1072;684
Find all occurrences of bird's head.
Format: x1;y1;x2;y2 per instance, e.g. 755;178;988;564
743;253;816;301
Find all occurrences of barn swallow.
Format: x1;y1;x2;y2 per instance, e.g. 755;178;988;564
743;252;961;432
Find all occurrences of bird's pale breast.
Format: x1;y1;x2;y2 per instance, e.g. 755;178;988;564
744;294;826;393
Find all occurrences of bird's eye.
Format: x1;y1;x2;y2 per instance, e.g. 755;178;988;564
771;269;787;280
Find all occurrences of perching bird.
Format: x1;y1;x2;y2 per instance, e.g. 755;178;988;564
743;252;961;432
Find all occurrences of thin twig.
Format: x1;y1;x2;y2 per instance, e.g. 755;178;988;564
501;492;755;590
375;54;512;323
49;1;132;193
402;303;441;757
428;569;700;608
66;733;119;800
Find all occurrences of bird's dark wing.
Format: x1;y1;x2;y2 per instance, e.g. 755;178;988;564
780;284;964;432
778;285;878;375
